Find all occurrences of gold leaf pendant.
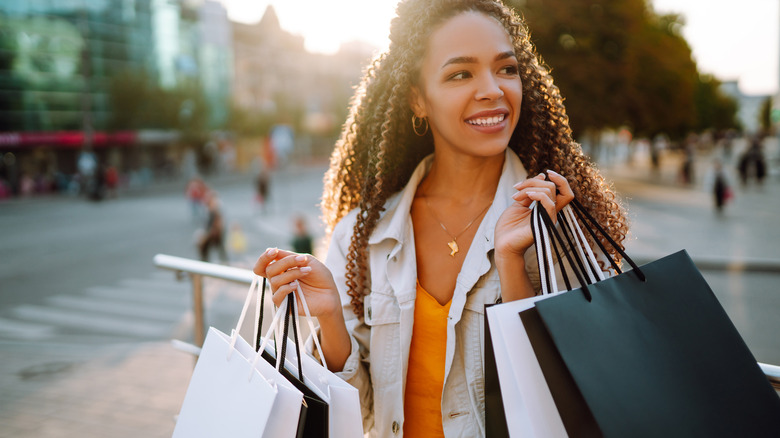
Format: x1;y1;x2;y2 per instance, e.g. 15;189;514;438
448;240;459;257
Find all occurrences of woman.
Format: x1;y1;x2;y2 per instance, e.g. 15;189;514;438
255;0;628;436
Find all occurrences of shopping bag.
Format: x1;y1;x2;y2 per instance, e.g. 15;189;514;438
484;202;596;437
173;277;304;438
532;198;780;437
485;295;569;437
254;284;363;438
256;293;328;438
518;306;600;437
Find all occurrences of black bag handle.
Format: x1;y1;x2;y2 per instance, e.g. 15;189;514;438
568;197;645;282
535;203;593;300
256;278;304;383
279;293;305;383
255;277;268;351
556;208;602;283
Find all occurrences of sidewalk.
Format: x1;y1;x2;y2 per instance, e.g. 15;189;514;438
600;144;780;269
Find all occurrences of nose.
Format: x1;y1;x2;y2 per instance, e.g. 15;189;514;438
475;73;504;101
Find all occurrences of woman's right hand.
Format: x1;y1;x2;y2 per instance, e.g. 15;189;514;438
253;248;341;319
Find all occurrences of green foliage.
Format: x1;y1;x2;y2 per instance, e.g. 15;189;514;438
107;71;208;134
511;0;725;139
759;95;772;134
695;74;739;132
226;91;305;137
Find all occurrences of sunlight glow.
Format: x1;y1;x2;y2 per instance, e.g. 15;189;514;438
221;0;397;54
222;0;779;95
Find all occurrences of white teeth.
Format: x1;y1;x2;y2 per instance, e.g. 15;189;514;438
468;114;505;126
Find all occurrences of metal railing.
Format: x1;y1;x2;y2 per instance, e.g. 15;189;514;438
154;254;254;347
154;253;780;391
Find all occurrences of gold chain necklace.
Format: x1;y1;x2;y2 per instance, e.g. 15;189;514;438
424;198;492;257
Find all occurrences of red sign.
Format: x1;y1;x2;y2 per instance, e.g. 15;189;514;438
0;131;137;148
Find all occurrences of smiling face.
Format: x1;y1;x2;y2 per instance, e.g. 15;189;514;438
411;11;523;160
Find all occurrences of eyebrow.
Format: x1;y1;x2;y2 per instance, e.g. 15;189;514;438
441;50;517;69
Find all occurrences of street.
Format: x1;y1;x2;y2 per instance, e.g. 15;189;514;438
0;149;778;436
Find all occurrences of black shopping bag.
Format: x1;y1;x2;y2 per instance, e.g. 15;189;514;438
518;306;601;437
484;303;511;438
530;199;780;437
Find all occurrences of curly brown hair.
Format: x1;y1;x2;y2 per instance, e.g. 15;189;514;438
322;0;628;315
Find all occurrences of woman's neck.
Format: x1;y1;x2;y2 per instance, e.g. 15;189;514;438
418;150;505;203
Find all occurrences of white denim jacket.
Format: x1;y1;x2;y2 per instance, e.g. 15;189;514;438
321;149;584;437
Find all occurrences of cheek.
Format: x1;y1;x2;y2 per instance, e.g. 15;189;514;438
427;92;465;127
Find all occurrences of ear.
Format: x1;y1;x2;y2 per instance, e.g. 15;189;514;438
409;85;426;118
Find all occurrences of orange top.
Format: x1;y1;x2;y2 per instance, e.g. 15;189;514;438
403;281;452;437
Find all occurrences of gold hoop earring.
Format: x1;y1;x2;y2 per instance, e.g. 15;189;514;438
412;115;429;136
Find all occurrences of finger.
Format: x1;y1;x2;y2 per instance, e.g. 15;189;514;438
254;248;303;276
546;170;575;207
268;266;312;291
511;189;535;207
513;184;555;205
528;191;557;222
271;280;298;307
515;177;556;198
265;254;311;278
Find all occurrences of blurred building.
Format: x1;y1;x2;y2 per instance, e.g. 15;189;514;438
0;0;231;193
721;81;770;135
231;5;374;159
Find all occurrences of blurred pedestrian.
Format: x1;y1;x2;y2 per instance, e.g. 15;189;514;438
105;165;119;199
185;176;208;222
680;140;696;185
712;159;732;216
89;164;106;202
198;192;228;263
650;134;666;177
738;136;767;187
253;1;629;436
290;215;313;254
255;169;270;214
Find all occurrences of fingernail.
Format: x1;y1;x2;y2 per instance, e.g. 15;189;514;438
289;280;299;288
513;182;523;189
266;248;278;256
547;169;561;176
300;266;312;273
295;255;307;262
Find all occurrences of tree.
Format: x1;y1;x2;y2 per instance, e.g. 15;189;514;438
625;12;698;139
510;0;705;139
108;71;207;136
695;74;739;133
759;95;772;134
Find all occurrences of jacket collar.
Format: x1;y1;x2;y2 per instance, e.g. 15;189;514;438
368;148;528;247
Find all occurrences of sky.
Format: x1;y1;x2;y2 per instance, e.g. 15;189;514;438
221;0;779;96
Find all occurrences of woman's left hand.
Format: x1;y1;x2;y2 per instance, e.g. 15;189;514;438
494;170;575;259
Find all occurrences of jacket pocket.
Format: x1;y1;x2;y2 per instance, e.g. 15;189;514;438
363;291;401;326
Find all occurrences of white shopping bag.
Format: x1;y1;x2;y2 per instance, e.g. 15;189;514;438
484;203;609;437
255;287;363;438
173;277;304;438
486;294;568;437
172;327;279;438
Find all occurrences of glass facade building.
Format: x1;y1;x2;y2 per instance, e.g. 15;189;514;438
0;0;230;132
0;0;232;191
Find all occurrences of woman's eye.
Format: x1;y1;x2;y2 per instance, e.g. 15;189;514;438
500;65;519;75
447;71;472;81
